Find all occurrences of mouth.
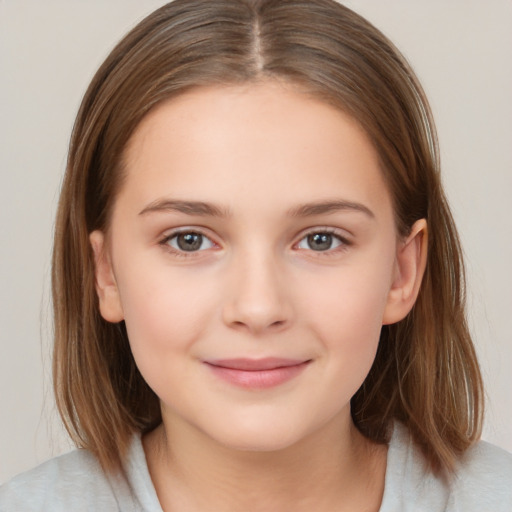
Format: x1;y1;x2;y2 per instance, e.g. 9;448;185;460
203;358;311;389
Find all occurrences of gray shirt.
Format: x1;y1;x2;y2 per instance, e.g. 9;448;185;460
1;423;511;511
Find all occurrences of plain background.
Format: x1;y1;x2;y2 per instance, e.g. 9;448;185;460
1;0;511;483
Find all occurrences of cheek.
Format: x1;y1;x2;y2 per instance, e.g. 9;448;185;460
304;260;392;326
115;264;219;379
296;254;394;370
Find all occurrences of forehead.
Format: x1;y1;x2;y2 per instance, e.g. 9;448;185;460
119;81;392;219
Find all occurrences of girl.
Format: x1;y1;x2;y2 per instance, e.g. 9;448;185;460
1;0;511;510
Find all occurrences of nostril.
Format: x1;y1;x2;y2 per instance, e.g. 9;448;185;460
221;275;293;333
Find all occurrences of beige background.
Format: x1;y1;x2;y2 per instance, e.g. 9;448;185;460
1;0;511;483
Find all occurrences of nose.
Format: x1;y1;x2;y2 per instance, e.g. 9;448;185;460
221;250;293;335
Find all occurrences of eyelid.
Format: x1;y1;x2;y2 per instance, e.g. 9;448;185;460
157;225;352;259
158;227;219;257
293;227;352;253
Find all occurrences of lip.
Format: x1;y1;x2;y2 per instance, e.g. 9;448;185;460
204;358;311;389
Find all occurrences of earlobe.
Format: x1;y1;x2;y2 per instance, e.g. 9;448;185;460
89;230;124;323
382;219;428;325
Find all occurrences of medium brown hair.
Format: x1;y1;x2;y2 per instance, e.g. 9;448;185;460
52;0;483;475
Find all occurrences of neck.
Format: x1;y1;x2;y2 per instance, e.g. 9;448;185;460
143;412;387;512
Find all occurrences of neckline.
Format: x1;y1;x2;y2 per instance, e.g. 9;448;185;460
123;423;409;512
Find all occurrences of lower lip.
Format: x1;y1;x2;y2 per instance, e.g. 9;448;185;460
205;362;310;389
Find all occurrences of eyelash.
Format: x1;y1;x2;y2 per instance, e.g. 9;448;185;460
159;229;217;259
295;228;351;257
158;228;351;258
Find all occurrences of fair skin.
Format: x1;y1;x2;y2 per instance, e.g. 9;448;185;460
90;81;427;512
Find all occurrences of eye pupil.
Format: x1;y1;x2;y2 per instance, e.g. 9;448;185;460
308;233;332;251
177;233;203;251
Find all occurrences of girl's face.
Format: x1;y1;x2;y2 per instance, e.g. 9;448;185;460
91;82;425;452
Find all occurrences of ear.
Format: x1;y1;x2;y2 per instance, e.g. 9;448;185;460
382;219;428;325
89;230;124;323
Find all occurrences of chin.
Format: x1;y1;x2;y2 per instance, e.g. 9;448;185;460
217;429;303;453
200;411;313;454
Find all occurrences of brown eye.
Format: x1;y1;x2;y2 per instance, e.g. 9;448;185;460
166;232;214;252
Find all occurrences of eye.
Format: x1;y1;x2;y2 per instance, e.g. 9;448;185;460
296;231;347;252
163;231;215;253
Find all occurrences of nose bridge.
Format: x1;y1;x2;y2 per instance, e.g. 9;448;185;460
222;241;292;334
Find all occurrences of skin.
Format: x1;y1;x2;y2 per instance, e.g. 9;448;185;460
91;81;427;511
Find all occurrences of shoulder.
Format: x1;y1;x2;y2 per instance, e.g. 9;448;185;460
0;448;120;511
381;423;512;512
449;439;512;509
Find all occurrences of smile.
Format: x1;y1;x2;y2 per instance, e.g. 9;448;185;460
204;358;311;389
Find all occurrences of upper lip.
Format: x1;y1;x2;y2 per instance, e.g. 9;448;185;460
205;358;310;371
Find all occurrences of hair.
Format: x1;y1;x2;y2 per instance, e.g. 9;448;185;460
52;0;483;476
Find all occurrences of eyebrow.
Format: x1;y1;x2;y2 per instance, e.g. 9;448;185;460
139;198;374;219
287;199;375;219
139;199;232;217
